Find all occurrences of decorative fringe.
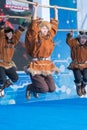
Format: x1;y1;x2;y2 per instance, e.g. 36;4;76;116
26;67;59;76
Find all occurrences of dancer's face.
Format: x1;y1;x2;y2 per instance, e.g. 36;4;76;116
5;32;13;40
79;37;87;45
40;26;49;36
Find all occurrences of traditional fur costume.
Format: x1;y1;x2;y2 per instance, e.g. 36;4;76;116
25;18;59;98
66;31;87;96
25;18;59;76
66;32;87;70
0;23;24;69
0;21;25;94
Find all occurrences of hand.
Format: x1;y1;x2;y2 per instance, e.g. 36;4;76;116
70;30;74;36
3;15;9;22
33;2;39;9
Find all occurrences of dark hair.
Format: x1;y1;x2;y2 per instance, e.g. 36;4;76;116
79;31;87;35
4;27;14;34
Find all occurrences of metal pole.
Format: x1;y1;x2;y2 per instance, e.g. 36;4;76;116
15;0;78;11
0;15;31;19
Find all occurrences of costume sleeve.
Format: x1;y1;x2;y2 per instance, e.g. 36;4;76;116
0;21;5;38
12;26;24;46
26;19;39;39
50;19;58;37
66;33;78;48
25;19;39;55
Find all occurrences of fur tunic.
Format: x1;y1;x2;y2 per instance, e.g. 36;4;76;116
0;28;23;69
25;19;59;76
66;34;87;70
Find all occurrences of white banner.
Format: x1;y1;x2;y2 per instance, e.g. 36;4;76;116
77;0;87;30
5;0;29;12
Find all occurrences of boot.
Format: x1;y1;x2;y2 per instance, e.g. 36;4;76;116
0;79;12;92
81;87;86;95
81;82;86;95
5;79;12;88
26;89;32;100
76;85;82;96
33;92;39;98
26;84;32;100
0;90;5;97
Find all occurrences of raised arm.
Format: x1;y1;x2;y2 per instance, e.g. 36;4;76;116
25;2;40;49
66;30;78;47
0;15;9;38
32;2;39;20
50;6;58;37
54;6;58;21
25;3;39;38
12;23;25;46
25;3;40;54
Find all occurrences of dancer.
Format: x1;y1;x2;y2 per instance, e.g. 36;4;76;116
25;3;59;100
66;30;87;96
0;15;25;97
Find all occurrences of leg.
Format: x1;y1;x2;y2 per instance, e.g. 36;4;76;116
30;74;49;93
26;74;49;100
45;75;56;92
0;67;12;96
82;68;87;86
0;67;18;92
6;67;18;82
0;67;10;92
26;84;32;100
0;67;7;84
0;67;6;96
81;68;87;95
73;69;82;96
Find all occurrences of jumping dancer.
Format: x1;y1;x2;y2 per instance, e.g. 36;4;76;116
0;15;25;97
66;30;87;96
25;3;59;100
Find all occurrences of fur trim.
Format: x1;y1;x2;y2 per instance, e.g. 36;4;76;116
38;21;51;30
76;31;87;39
25;67;59;76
